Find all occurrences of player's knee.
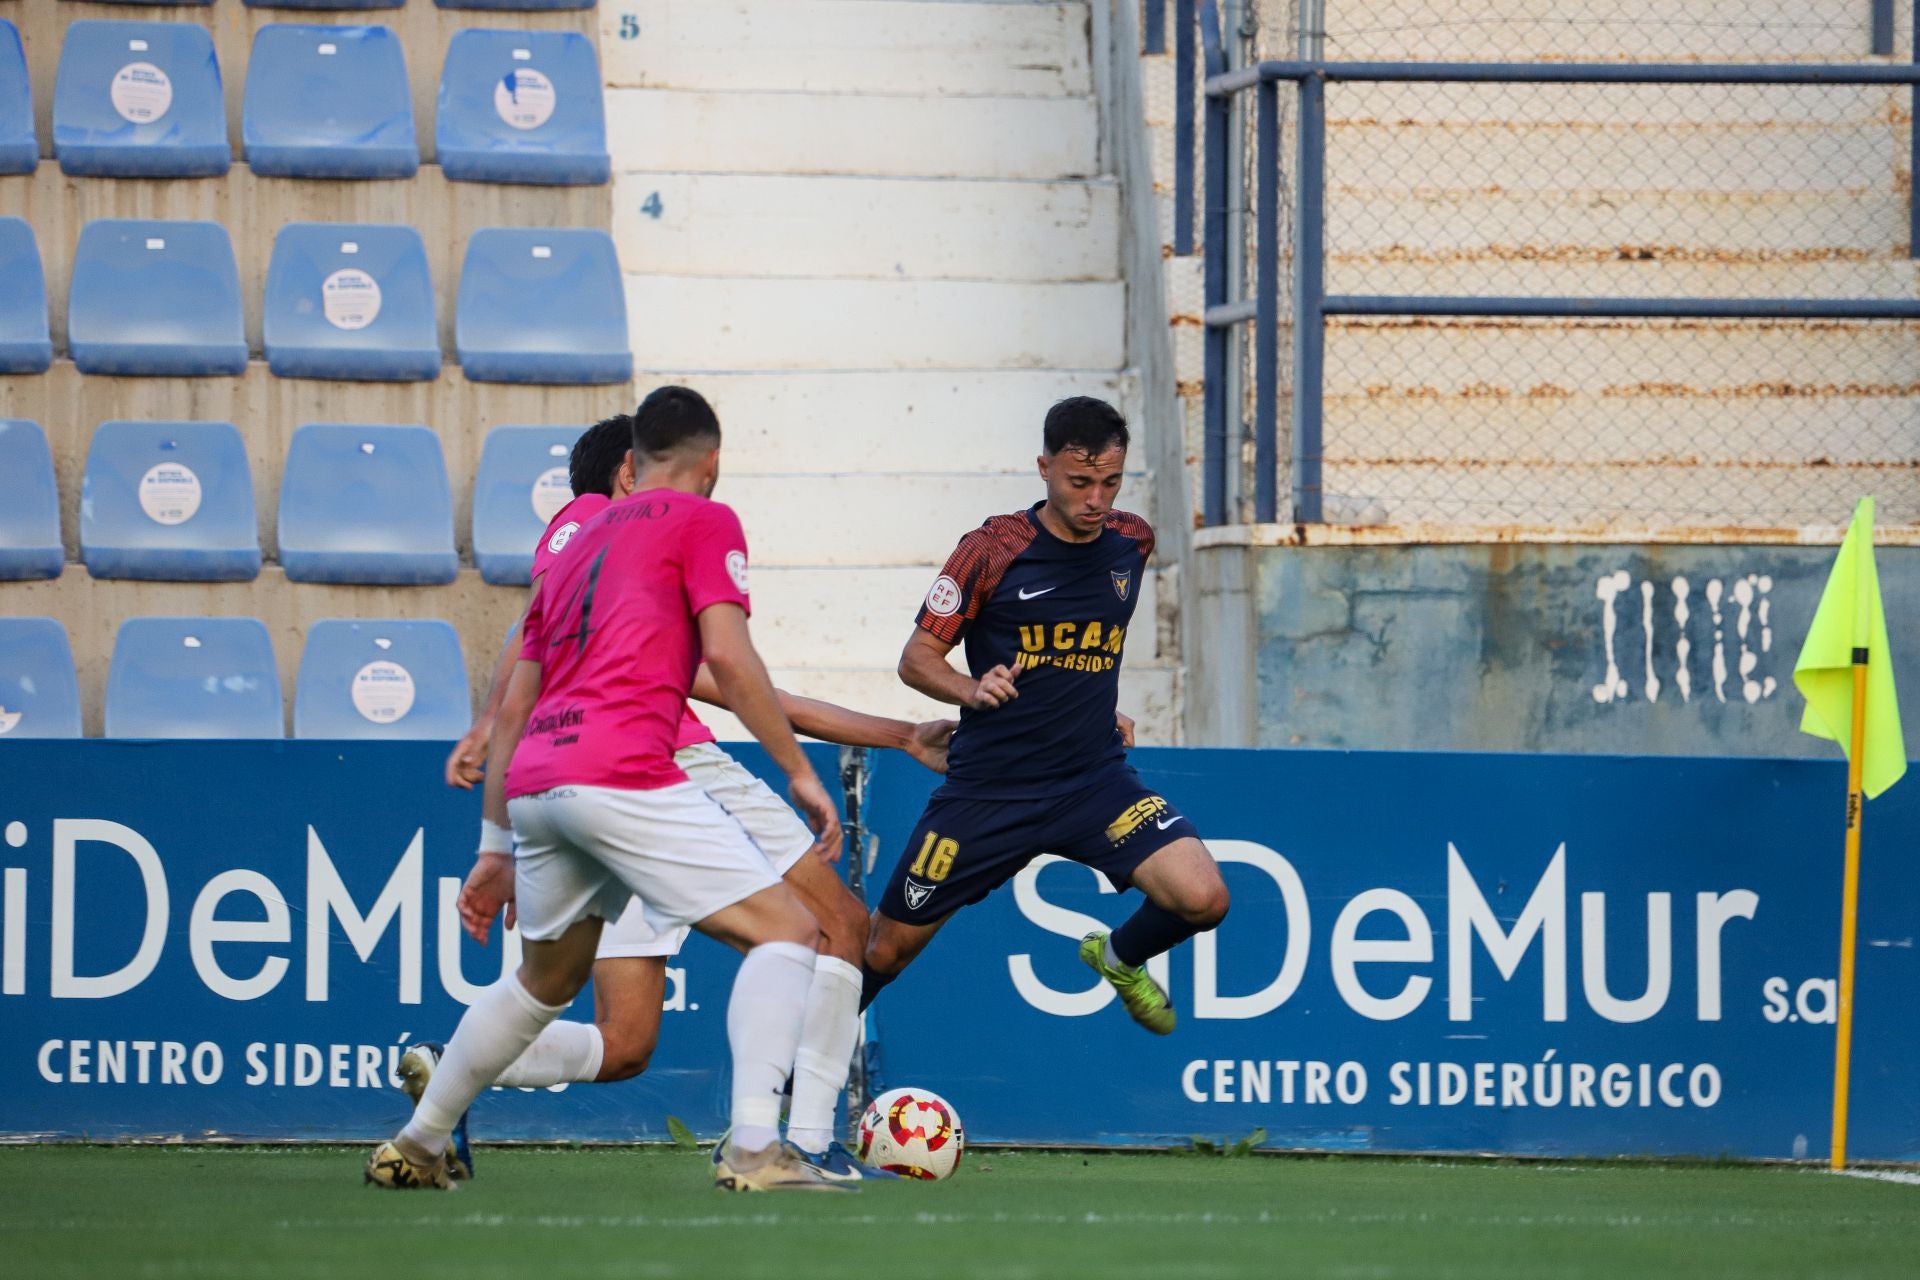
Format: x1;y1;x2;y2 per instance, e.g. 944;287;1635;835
768;894;820;950
817;892;870;965
1192;880;1231;929
594;1024;656;1083
863;925;908;977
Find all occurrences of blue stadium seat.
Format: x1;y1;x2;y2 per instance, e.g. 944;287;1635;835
0;421;63;581
437;30;609;186
0;21;35;175
244;25;418;179
68;219;247;376
471;425;588;585
0;619;82;740
54;20;230;177
0;219;53;373
279;424;459;585
245;0;399;10
294;619;471;739
81;421;261;582
263;224;439;381
436;0;595;12
456;228;631;384
105;617;284;739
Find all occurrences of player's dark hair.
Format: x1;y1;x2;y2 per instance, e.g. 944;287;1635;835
632;385;721;463
568;414;634;498
1043;396;1130;458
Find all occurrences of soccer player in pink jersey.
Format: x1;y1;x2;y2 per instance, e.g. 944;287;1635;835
410;414;950;1182
366;388;855;1192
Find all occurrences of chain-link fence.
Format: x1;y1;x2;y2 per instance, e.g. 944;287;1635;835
1189;3;1920;530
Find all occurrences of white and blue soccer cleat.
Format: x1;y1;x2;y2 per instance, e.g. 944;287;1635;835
396;1041;473;1180
794;1141;901;1183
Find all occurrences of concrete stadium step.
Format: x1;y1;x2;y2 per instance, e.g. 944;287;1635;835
1323;82;1906;128
612;173;1120;281
698;662;1182;746
1327;190;1909;261
601;0;1091;96
1326;122;1899;197
1302;0;1878;62
636;369;1137;474
1325;396;1920;468
10;361;628;561
747;565;1166;670
1317;461;1915;530
1323;316;1920;395
3;160;609;351
1325;258;1920;301
5;567;523;736
722;471;1153;566
604;89;1100;179
627;277;1125;371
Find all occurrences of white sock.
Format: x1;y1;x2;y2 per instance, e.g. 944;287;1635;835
726;940;816;1153
400;975;566;1157
493;1020;605;1089
786;955;862;1154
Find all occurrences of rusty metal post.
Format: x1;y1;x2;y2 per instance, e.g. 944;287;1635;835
1253;79;1280;522
1290;71;1326;524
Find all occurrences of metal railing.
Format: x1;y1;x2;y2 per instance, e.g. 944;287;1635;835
1168;1;1920;528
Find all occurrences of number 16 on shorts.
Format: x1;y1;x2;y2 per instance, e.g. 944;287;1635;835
910;831;958;882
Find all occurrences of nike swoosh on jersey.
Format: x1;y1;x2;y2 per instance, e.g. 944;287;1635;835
1017;586;1057;600
1156;815;1179;830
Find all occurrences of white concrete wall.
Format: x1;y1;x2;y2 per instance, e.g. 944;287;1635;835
611;0;1181;739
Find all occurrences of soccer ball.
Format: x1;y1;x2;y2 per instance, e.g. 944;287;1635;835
856;1087;965;1180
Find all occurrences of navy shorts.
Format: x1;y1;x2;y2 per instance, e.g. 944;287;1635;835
876;763;1198;925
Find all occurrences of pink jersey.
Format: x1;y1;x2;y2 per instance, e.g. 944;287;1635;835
531;493;609;581
509;489;749;796
531;496;718;753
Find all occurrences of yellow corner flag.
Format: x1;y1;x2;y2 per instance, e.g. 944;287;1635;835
1794;497;1906;799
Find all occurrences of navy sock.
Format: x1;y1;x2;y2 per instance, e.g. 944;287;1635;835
858;964;896;1014
1111;899;1203;969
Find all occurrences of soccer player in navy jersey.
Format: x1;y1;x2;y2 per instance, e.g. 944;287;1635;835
860;397;1231;1033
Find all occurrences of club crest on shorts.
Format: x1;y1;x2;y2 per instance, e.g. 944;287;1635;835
1111;569;1132;601
903;879;937;911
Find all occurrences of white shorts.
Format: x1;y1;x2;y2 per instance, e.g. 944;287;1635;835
511;742;819;958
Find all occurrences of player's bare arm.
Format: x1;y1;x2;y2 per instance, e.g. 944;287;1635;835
699;602;844;862
445;589;536;789
459;657;540;945
899;628;1020;709
688;665;956;772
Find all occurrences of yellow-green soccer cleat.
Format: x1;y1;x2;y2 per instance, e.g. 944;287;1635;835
364;1140;458;1191
1080;931;1176;1035
713;1139;855;1193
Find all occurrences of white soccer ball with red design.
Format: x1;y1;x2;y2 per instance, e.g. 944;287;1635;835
856;1086;965;1180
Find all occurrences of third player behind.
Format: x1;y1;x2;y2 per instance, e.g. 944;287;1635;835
860;396;1231;1032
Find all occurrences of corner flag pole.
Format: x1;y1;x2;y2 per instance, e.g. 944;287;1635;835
1798;496;1905;1170
1829;644;1868;1171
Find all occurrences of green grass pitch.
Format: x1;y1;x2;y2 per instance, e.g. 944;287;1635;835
2;1145;1916;1279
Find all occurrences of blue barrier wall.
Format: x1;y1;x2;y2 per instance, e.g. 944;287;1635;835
2;741;1915;1161
862;747;1920;1161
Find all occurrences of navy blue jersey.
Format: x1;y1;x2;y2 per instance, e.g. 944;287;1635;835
915;503;1154;799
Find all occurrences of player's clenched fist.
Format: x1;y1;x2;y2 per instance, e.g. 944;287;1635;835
789;773;844;863
970;663;1021;709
